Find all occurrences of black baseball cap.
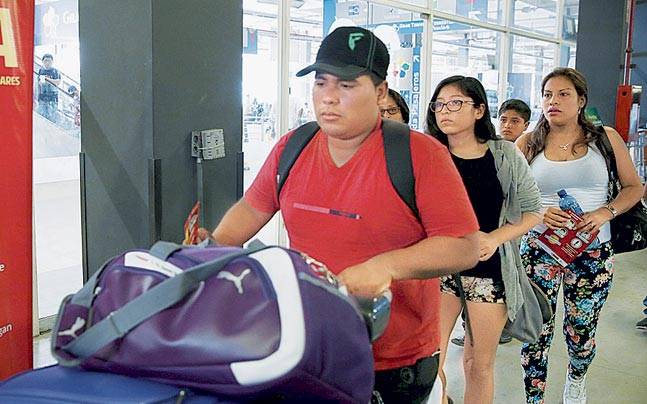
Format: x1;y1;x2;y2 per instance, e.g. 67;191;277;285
296;26;389;81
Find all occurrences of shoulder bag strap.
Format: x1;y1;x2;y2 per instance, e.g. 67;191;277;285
452;273;473;346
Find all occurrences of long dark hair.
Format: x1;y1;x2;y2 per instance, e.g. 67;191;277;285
523;67;604;162
388;89;410;124
425;75;497;146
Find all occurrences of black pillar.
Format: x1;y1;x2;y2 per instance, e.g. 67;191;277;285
79;0;242;277
575;0;627;124
632;1;647;125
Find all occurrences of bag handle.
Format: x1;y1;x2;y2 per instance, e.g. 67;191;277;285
68;257;115;308
595;128;622;197
58;244;268;363
452;274;474;347
597;129;619;178
71;240;213;309
150;240;186;261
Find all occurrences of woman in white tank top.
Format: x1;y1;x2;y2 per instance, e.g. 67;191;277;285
515;68;643;404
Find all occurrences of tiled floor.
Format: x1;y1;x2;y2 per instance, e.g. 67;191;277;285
33;333;56;370
444;249;647;403
32;250;647;403
34;179;83;318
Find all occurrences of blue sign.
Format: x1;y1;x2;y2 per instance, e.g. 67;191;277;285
391;20;424;35
433;19;471;33
411;92;420;129
410;46;421;128
34;0;79;46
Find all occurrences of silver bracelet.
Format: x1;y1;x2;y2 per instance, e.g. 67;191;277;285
603;204;618;218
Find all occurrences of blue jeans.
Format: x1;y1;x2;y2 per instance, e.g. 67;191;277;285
38;100;59;123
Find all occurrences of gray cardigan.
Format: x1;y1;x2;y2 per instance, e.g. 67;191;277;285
486;139;542;321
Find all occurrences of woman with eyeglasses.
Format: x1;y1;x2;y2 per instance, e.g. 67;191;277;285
516;68;643;404
379;88;410;124
426;76;542;404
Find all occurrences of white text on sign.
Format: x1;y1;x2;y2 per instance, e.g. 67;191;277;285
0;8;18;68
0;323;13;338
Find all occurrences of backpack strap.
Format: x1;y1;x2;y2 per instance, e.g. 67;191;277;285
382;119;419;220
277;120;419;220
277;121;320;197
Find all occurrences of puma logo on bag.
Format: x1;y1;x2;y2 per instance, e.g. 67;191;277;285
58;317;86;339
217;269;251;294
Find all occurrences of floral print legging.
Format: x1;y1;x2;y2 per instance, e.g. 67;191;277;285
519;231;614;404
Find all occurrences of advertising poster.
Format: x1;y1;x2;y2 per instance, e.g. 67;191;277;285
0;0;35;379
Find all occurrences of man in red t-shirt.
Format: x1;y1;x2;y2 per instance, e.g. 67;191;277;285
202;27;479;403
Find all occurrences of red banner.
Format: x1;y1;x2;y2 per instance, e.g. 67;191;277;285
0;0;34;379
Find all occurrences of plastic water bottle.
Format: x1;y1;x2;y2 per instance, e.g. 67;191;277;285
557;189;584;215
557;189;600;249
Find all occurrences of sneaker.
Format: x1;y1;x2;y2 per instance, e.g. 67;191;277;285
499;332;513;344
563;374;587;404
637;317;647;331
450;336;465;347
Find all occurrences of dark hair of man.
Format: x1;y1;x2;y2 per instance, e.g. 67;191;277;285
387;88;410;124
498;99;531;122
42;54;53;61
366;72;385;87
425;75;497;146
329;72;383;87
522;67;604;163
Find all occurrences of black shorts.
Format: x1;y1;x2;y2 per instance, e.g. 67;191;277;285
372;354;439;404
440;275;505;304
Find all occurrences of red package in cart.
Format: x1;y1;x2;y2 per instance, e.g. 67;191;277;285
183;201;201;245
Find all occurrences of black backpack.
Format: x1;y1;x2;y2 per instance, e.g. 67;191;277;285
275;123;552;344
276;119;419;219
276;120;473;340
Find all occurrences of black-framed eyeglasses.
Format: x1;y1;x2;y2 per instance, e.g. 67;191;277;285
380;106;400;116
429;99;476;113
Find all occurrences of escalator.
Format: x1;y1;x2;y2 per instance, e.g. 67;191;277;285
33;54;80;159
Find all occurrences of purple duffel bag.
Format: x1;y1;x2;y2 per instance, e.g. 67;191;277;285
52;242;376;403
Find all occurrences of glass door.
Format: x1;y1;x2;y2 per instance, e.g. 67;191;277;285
33;0;83;330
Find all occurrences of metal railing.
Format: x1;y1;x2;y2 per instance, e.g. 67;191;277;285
628;128;647;182
33;56;80;132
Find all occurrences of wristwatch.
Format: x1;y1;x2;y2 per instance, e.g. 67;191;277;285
605;204;618;218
